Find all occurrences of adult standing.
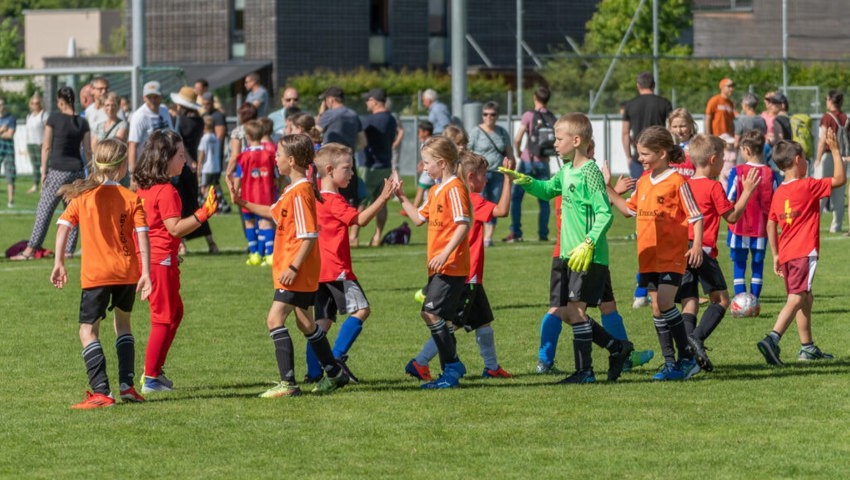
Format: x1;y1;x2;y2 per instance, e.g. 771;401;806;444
317;86;364;208
25;93;49;194
468;101;515;246
622;72;673;178
815;89;848;233
11;87;90;260
509;86;555;242
352;87;397;246
91;92;128;149
200;92;227;147
268;87;300;139
84;76;109;131
761;91;777;144
705;78;736;136
128;81;174;188
422;88;451;134
733;92;767;152
0;98;17;207
244;73;269;117
766;92;791;144
193;78;209;99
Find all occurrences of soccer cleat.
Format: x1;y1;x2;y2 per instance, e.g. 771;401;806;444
798;344;834;361
607;340;634;381
261;256;273;267
420;361;465;389
259;381;302;398
246;252;262;266
71;391;115;409
556;370;596;385
405;359;433;381
149;372;174;389
311;370;349;394
757;335;784;366
303;374;323;384
623;349;655;372
502;233;523;243
482;366;512;378
632;296;651;309
142;376;174;394
535;360;563;375
119;383;145;403
687;336;713;372
652;362;684;381
337;355;360;384
678;358;701;380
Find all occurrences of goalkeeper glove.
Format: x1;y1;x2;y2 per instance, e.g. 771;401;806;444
497;167;532;185
567;238;595;273
194;186;219;223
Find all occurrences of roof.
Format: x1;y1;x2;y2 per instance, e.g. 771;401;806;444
163;61;272;91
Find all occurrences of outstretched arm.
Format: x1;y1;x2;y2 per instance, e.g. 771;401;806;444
396;181;426;226
723;168;761;223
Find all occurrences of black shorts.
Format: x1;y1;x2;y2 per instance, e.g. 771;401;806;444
676;255;728;302
273;289;316;310
79;284;136;324
638;272;684;291
549;257;566;307
455;283;495;331
421;274;467;320
554;260;608;308
315;280;370;321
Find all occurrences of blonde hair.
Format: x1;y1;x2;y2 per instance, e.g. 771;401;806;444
58;138;128;200
554;113;593;144
667;108;698;143
687;134;725;167
442;125;468;150
315;142;353;173
421;135;471;206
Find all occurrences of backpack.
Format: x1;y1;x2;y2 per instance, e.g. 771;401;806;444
381;222;411;245
826;112;850;158
527;109;558;157
789;113;813;159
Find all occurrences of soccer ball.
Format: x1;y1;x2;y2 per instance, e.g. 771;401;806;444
730;292;760;318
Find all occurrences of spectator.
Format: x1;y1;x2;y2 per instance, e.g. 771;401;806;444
193;78;209;98
25;93;48;194
622;72;673;178
705;78;736;136
317;86;364;208
84;76;109;131
761;91;777;144
815;89;848;233
200;92;227;149
128;81;173;186
422;88;451;134
118;96;131;121
0;98;15;207
91;92;128;148
79;84;94;112
734;92;767;152
224;102;258;195
767;92;791;144
244;72;269;117
268;87;301;140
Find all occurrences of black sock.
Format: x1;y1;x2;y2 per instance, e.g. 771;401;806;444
270;327;295;383
82;340;109;394
306;326;341;377
115;334;135;387
429;319;459;367
682;313;697;337
693;303;726;340
588;317;616;351
571;321;594;372
662;307;691;360
654;317;676;363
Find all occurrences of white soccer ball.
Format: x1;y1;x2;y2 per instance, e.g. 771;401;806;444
730;292;760;318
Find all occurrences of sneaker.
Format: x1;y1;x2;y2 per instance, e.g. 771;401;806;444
71;391;115;409
652;362;682;381
623;349;655;372
632;296;650;308
246;252;262;266
405;359;433;381
302;374;323;384
119;383;145;403
482;366;512;378
337;355;360;384
484;239;494;247
149;372;174;389
607;340;634;381
556;370;596;384
141;376;173;394
757;335;783;366
687;336;713;372
502;233;523;243
678;358;701;379
535;360;562;375
259;381;302;398
539;236;549;242
7;202;13;209
420;361;466;389
798;344;834;361
312;370;349;394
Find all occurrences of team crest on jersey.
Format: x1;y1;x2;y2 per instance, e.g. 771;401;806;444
568;184;576;193
657;196;664;204
437;205;443;213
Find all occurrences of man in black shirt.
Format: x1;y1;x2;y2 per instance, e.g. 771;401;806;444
621;72;673;178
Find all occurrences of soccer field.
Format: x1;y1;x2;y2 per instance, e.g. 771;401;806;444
2;178;850;478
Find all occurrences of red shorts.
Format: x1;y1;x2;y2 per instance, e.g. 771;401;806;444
781;256;817;295
149;263;183;326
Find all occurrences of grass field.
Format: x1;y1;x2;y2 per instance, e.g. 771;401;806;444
2;177;850;478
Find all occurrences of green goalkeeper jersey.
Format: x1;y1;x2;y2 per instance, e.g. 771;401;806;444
522;159;613;265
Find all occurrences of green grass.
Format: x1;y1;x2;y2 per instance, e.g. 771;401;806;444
2;176;850;478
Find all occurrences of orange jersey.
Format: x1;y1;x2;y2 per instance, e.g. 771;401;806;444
57;182;148;289
270;178;320;292
418;176;471;277
626;169;702;274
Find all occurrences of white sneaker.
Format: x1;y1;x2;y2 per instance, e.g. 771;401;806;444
632;296;650;309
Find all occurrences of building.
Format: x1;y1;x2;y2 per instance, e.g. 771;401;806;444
24;9;122;69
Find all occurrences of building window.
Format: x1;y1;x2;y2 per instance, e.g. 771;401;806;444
231;0;245;58
370;0;389;65
428;0;447;66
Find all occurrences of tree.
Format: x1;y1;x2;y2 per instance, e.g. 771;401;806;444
584;0;692;56
0;17;23;68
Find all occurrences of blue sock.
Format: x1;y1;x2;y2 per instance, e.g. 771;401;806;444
751;258;765;298
601;310;628;341
261;228;275;257
732;255;747;295
332;316;363;359
305;343;323;379
538;313;562;364
634;272;647;298
245;226;259;254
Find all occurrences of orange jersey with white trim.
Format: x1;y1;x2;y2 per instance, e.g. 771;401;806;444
626;169;702;274
270;178;320;292
418;176;471;277
57;183;148;289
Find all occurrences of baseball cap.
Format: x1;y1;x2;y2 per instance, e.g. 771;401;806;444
319;86;344;100
719;78;734;89
142;81;161;97
361;87;387;103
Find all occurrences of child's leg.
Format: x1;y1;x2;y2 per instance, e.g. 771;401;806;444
113;308;137;387
144;265;179;379
634;272;648;301
794;291;814;345
415;336;439;366
475;323;501;371
563;305;594;373
750;247;766;298
648;290;675;363
769;293;806;343
80;318;109;394
258;218;275;258
243;216;259;254
304;317;331;380
693;290;730;341
292;305;342;378
655;283;692;360
421;311;460;368
267;301;297;383
599;301;628;340
331;282;370;359
538;307;563;365
731;248;749;295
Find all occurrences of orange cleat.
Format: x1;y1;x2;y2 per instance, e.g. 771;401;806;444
71;391;115;409
482;366;513;378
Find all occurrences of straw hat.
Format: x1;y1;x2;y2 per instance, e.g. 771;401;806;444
170;86;201;111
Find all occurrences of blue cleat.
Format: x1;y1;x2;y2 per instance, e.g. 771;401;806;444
652;362;684;381
420;361;465;389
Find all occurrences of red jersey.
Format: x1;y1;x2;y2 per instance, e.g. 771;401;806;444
727;163;775;238
261;140;276;156
137;183;183;266
238;146;277;210
270;178;320;292
687;176;733;258
317;191;359;282
418;176;471;277
468;192;496;284
58;183;148;288
673;154;695;179
768;178;831;264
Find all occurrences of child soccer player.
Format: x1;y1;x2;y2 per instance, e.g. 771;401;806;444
303;142;398;383
51;138;152;408
674;134;760;372
134;130;219;393
237;120;278;266
757;131;845;365
502;113;634;384
236;133;350;397
198;116;226;213
607;125;705;381
668;108;698;178
406;151;512;382
397;136;470;389
726;130;779;301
